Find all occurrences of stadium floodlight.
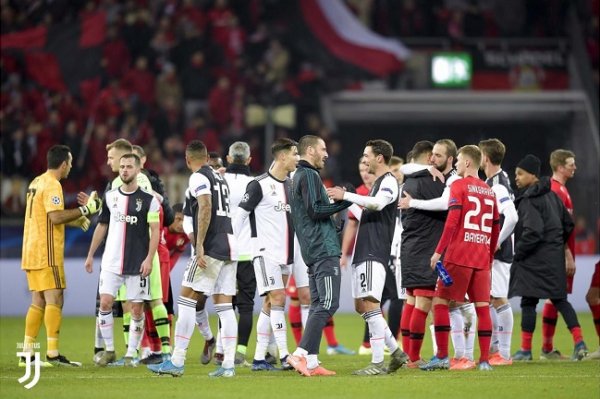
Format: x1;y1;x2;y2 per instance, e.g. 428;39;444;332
431;52;472;88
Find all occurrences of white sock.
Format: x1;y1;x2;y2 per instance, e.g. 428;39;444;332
195;309;213;341
496;303;514;360
172;296;197;367
215;303;237;369
216;330;223;355
489;304;499;353
254;310;271;361
95;316;104;349
429;322;437;356
270;305;289;358
126;315;144;357
300;305;310;329
306;354;318;369
384;324;399;354
460;303;477;361
364;309;386;364
449;307;465;359
98;310;115;352
267;331;278;358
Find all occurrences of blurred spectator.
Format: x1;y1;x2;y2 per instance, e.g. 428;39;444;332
122;56;156;112
574;216;596;255
264;39;290;85
183;114;221;153
156;63;183;111
207;0;236;47
208;76;233;131
102;24;131;79
180;51;212;122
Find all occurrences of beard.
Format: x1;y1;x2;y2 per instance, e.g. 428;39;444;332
121;175;135;185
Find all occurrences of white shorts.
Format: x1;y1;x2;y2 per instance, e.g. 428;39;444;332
99;269;150;302
491;260;511;298
351;260;386;302
392;257;407;300
182;255;237;296
253;256;291;296
292;235;309;288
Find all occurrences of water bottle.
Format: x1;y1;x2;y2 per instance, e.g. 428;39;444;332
436;261;453;287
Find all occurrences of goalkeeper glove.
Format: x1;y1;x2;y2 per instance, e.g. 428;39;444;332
79;191;102;216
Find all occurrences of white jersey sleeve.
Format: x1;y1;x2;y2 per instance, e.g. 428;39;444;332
188;173;211;198
344;175;398;211
492;184;518;247
400;163;429;176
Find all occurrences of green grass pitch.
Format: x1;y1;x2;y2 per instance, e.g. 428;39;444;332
1;313;598;399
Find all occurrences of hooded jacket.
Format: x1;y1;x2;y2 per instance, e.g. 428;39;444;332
509;177;574;299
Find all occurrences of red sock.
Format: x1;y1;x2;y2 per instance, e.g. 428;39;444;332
541;302;558;352
570;326;583;345
400;303;414;356
590;304;600;342
408;308;428;362
323;317;338;347
433;304;450;359
521;331;533;351
144;309;161;353
476;305;492;362
288;302;303;345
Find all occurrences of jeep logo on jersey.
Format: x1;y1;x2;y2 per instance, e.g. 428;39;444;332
114;212;138;224
274;202;290;212
135;198;143;212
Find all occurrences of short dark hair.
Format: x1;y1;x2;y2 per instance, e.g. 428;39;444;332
272;138;297;156
458;145;482;167
298;135;322;156
411;140;434;161
47;145;71;169
389;155;404;166
132;144;146;158
209;151;221;160
366;139;394;165
435;139;457;161
405;150;414;163
186;140;207;160
120;153;141;166
172;203;183;213
479;138;505;166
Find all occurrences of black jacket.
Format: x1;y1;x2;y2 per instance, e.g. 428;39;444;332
509;177;574;299
400;169;447;288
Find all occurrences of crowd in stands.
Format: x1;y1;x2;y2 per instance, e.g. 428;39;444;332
0;0;597;254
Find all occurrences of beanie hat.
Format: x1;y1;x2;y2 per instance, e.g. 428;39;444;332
517;154;541;176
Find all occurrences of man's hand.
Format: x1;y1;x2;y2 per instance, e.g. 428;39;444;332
76;192;89;206
326;186;345;201
428;166;445;183
79;191;102;216
140;257;152;277
430;252;441;270
398;191;413;210
84;256;94;274
565;249;576;277
340;253;349;269
196;244;207;269
73;215;91;232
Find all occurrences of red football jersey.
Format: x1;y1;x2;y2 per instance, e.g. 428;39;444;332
163;227;190;269
436;176;500;270
551;178;575;256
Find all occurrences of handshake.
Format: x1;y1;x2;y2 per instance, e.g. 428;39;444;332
78;191;102;216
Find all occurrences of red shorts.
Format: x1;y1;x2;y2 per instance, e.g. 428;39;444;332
406;287;436;298
435;262;490;303
591;262;600;289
